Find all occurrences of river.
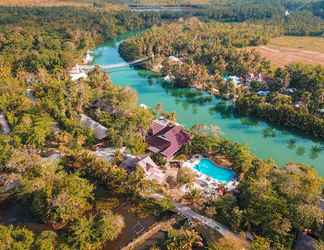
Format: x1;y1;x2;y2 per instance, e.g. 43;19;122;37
92;35;324;176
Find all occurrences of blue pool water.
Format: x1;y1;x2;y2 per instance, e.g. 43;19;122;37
193;159;235;183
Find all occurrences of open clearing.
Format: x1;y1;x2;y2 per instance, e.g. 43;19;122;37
254;36;324;66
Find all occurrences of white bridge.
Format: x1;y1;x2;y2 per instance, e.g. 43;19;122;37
80;57;150;71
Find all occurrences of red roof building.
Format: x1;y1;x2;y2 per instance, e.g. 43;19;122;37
146;119;191;159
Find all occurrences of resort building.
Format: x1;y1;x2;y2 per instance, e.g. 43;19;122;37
95;147;126;162
69;64;88;81
318;108;324;117
83;50;94;64
117;153;166;184
80;114;108;140
168;56;183;65
226;75;241;85
0;113;10;134
137;155;165;183
146;119;191;160
257;90;270;96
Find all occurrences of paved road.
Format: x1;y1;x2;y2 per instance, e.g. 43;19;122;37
148;193;248;245
174;202;233;237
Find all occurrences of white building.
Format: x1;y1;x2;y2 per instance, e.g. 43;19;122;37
70;64;88;81
257;90;270;96
227;76;241;85
168;56;183;65
83;51;94;65
136;155;166;184
0;113;10;134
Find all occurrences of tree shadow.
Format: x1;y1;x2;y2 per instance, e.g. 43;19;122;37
209;101;233;119
309;145;322;160
159;81;213;106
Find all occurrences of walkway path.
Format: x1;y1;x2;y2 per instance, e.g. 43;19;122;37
80;57;150;71
148;194;248;246
121;218;176;250
174;202;233;237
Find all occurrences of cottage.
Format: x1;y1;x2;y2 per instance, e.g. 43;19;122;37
95;147;126;162
121;154;166;183
168;56;182;65
294;101;304;109
247;72;264;83
80;114;108;140
226;76;241;85
146;119;191;160
163;74;175;82
318;108;324;117
286;88;297;94
70;64;88;81
83;50;94;64
137;155;166;183
0;113;10;134
257;90;270;96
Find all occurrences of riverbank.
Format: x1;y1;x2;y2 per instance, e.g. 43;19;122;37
118;21;324;141
94;34;324;176
119;43;324;141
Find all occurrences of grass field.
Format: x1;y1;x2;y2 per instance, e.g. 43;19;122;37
254;36;324;66
269;36;324;54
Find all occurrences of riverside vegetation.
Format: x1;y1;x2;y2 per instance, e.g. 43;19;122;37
119;18;324;139
0;2;323;250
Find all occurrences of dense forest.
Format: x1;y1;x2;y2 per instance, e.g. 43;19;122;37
235;63;324;139
0;6;167;249
0;3;323;250
120;19;280;73
181;129;324;249
120;18;324;139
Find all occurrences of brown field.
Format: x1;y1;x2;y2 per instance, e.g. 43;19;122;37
254;36;324;67
269;36;324;54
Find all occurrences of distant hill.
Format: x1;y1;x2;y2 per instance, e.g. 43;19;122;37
103;0;210;5
303;0;324;18
0;0;210;6
0;0;91;6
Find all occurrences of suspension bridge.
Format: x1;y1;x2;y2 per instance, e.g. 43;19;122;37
80;57;150;71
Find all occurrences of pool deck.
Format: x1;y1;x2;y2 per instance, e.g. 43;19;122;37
182;155;238;194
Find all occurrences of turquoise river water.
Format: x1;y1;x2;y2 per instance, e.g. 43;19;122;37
93;35;324;176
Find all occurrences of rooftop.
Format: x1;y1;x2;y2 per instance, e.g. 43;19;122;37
80;114;108;140
147;119;191;159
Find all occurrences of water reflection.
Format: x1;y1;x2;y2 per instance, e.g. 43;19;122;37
93;35;324;176
160;82;213;106
263;128;277;138
148;77;154;86
309;145;321;160
239;117;259;127
209;101;233;119
287;139;297;149
296;146;306;156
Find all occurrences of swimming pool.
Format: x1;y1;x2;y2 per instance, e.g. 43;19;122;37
193;159;235;183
